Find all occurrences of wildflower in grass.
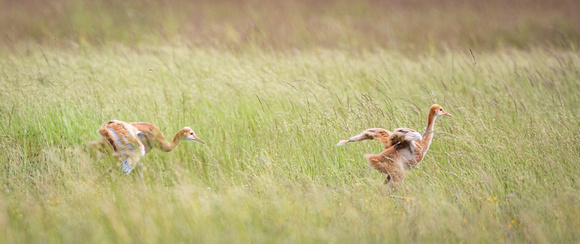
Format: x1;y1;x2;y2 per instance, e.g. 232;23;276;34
493;197;497;201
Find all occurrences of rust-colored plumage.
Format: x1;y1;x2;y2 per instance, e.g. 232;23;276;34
336;128;392;147
364;128;421;189
338;104;452;189
91;120;146;174
90;120;204;175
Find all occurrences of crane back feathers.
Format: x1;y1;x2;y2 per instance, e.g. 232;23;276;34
98;120;145;157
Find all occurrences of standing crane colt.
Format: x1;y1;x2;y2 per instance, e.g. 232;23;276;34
337;104;452;189
90;120;205;175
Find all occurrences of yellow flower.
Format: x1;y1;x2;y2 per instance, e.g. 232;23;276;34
493;197;497;201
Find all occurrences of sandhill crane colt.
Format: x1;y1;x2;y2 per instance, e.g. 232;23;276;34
337;104;452;189
90;120;204;174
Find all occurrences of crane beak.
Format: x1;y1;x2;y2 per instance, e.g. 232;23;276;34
195;137;206;144
443;110;453;117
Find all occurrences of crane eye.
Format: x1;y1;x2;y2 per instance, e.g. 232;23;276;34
439;108;443;111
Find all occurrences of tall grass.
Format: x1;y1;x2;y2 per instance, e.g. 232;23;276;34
0;45;579;242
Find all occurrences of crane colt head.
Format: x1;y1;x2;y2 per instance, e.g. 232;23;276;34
431;104;453;117
182;127;205;144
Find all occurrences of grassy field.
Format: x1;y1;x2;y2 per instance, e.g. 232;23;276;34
1;0;580;243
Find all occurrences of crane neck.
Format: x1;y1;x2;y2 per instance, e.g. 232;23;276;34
160;131;183;152
421;109;438;149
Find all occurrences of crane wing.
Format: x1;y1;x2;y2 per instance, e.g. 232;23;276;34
336;128;392;148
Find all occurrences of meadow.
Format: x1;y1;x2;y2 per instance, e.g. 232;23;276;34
1;0;579;243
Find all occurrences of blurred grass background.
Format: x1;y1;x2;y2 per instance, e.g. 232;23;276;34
1;0;579;243
1;0;579;52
